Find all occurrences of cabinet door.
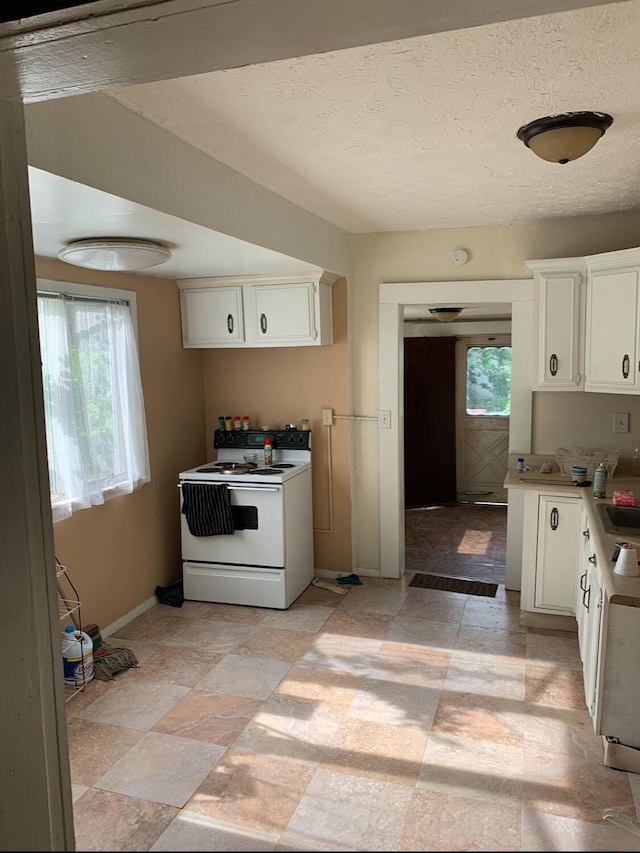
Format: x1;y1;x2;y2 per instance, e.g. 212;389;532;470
534;495;581;614
248;282;316;346
575;507;604;726
581;560;603;721
585;268;640;393
575;507;590;652
535;271;582;390
180;286;244;347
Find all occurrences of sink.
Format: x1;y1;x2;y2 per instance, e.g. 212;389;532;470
597;503;640;536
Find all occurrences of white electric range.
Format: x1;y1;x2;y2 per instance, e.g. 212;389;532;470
178;429;314;609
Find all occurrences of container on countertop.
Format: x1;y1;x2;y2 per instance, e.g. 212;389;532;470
593;462;608;499
572;466;588;484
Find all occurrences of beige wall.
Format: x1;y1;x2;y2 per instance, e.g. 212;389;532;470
351;210;640;573
532;391;640;454
202;277;352;573
36;258;206;630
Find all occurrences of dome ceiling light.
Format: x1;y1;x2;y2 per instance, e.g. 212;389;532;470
429;308;463;323
58;238;172;271
516;111;613;164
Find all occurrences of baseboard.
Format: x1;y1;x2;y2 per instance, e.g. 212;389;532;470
314;568;382;579
102;594;157;638
519;609;577;632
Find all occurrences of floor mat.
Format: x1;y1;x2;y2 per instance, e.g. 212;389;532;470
409;572;498;597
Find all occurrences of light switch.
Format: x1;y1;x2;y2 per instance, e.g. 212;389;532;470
613;412;630;433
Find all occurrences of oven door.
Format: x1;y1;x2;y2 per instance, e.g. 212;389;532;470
180;481;284;567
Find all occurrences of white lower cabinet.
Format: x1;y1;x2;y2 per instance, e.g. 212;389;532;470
575;507;603;721
520;486;640;758
522;491;581;615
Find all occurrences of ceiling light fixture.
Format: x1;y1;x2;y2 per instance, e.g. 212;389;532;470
517;111;613;164
429;308;463;323
58;238;172;271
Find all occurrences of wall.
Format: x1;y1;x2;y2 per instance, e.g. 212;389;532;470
201;277;352;573
351;210;640;575
533;391;640;455
36;258;206;630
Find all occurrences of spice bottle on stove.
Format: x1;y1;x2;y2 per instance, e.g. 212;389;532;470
264;437;273;466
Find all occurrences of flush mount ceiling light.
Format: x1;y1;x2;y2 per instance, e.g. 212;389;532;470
517;111;613;164
58;238;172;271
429;307;463;323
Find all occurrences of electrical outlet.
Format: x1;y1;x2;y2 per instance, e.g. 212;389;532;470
613;411;630;433
378;409;391;429
322;407;334;426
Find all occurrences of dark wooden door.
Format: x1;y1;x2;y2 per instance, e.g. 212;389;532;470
404;336;457;507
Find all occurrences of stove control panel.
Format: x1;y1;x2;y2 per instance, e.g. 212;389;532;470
213;429;312;450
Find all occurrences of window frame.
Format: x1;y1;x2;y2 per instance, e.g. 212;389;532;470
460;333;512;418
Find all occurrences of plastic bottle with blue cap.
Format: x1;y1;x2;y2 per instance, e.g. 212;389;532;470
61;624;94;686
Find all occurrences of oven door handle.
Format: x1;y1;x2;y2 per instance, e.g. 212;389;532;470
178;483;281;492
227;485;281;492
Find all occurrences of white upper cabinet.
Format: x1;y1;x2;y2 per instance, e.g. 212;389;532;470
177;272;337;348
179;283;245;347
528;246;640;395
526;258;585;391
584;248;640;394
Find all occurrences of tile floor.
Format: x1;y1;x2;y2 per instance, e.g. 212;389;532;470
405;504;507;585
66;573;640;851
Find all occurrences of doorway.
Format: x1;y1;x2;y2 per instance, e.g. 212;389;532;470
403;331;510;584
378;280;534;586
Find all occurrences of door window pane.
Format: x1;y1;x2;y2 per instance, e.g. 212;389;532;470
466;346;512;415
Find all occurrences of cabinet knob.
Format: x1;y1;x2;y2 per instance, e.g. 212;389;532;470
549;353;558;376
582;585;591;611
550;507;559;530
260;313;268;334
582;528;590;539
227;314;234;334
588;554;597;566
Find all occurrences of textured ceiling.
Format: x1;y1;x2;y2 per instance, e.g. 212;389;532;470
107;1;640;234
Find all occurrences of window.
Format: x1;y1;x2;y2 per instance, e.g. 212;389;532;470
465;343;512;416
37;280;150;522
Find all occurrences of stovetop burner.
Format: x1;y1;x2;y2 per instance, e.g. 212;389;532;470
196;462;256;474
252;468;284;475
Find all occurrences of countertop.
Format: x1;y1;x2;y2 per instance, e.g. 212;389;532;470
504;467;640;606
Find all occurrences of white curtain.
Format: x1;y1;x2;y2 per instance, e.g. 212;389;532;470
38;293;150;522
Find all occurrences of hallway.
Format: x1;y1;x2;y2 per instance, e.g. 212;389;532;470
405;503;507;585
65;574;640;851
